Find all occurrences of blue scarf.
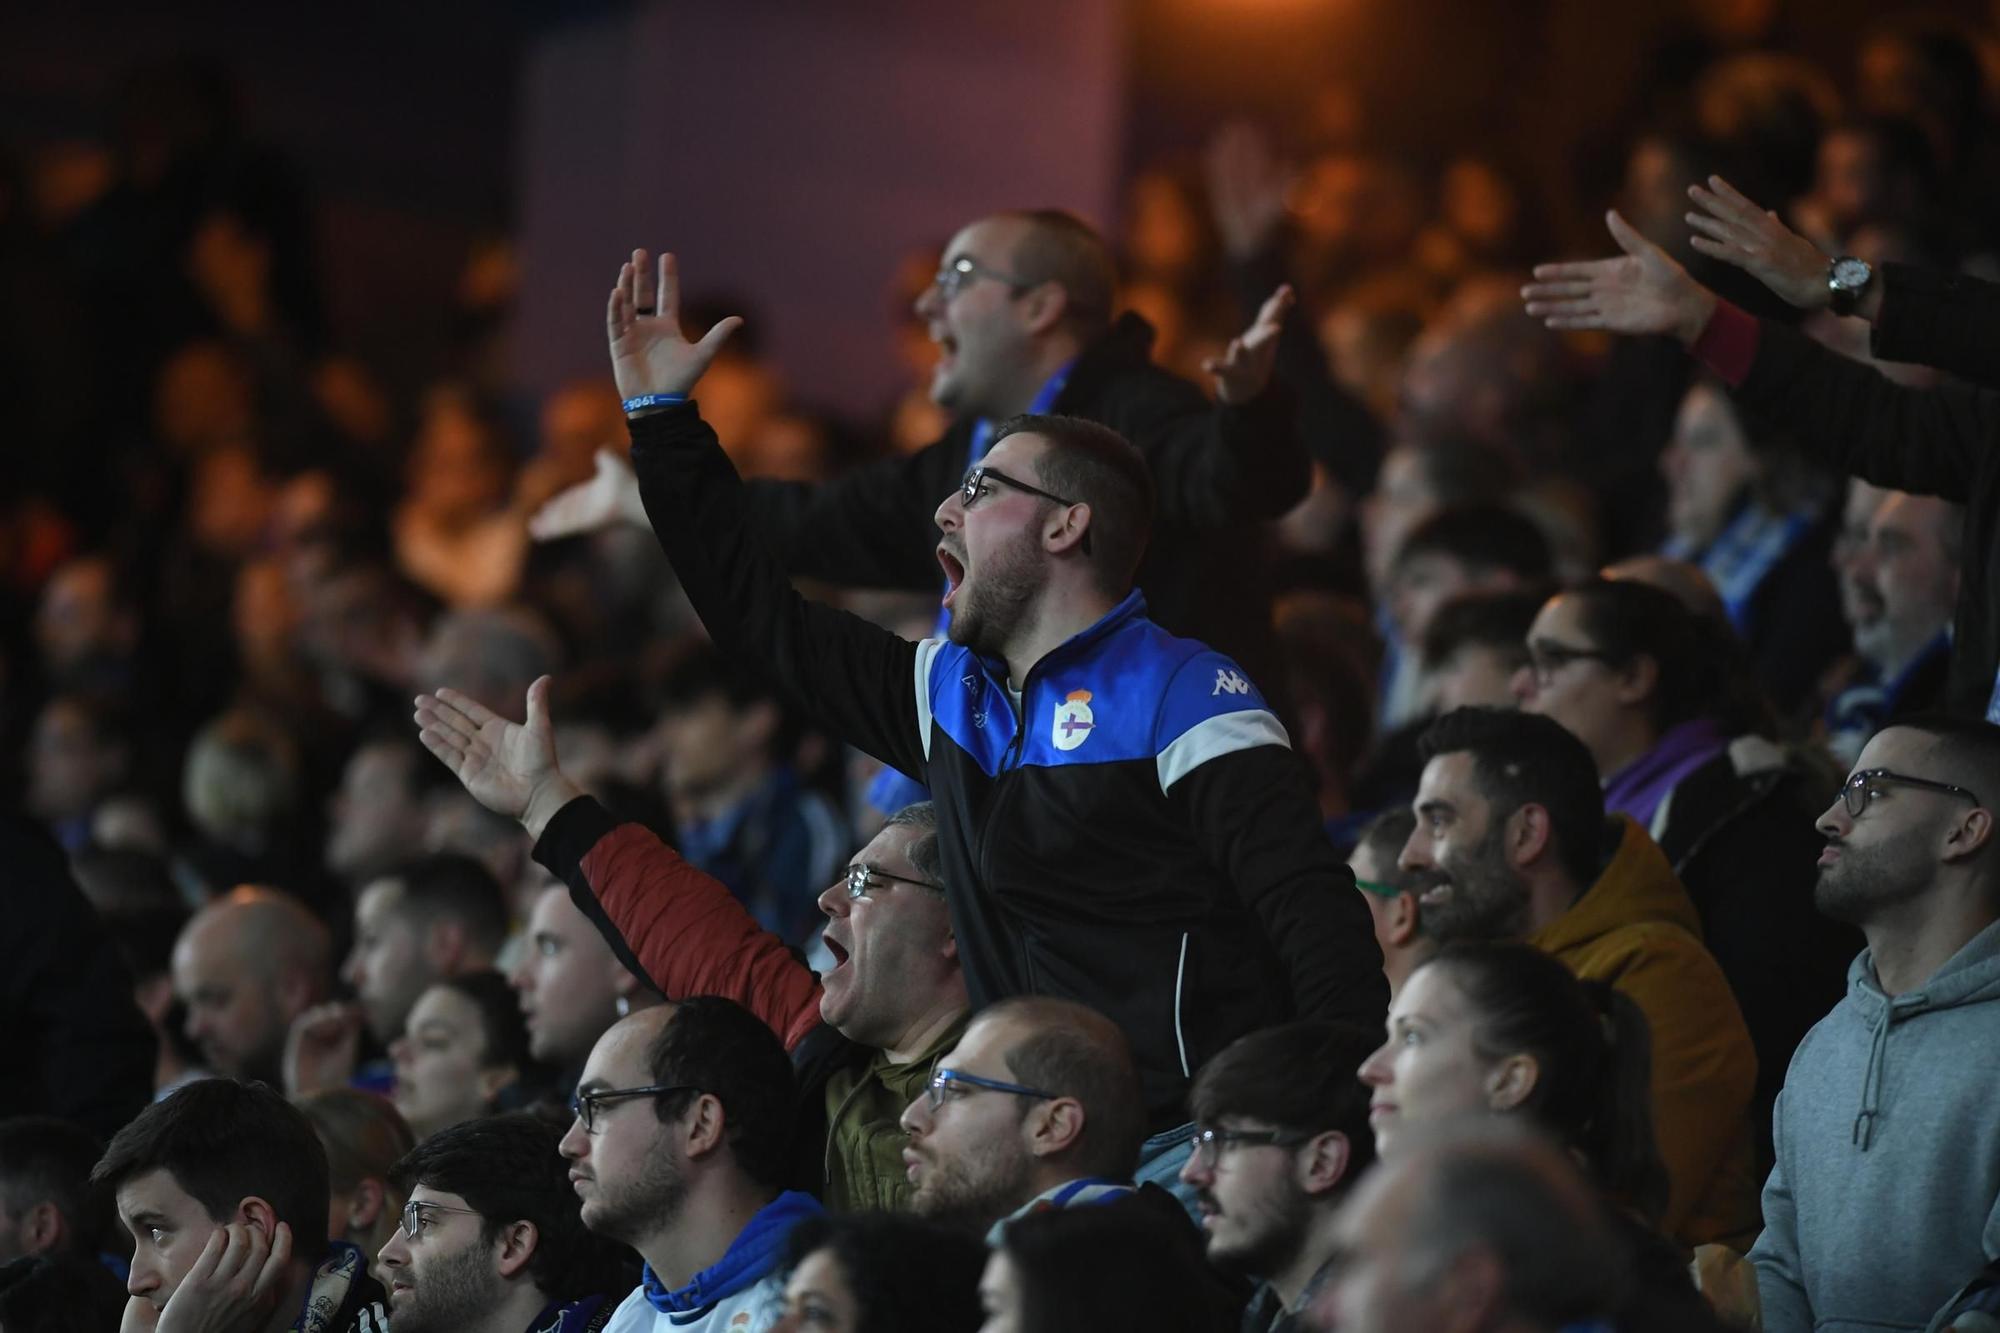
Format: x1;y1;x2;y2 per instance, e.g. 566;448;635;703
640;1190;824;1314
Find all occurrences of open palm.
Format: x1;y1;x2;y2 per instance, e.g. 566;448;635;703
1521;210;1714;343
414;676;574;829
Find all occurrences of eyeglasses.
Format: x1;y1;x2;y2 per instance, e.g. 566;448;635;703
1353;878;1404;898
1524;640;1617;687
569;1083;698;1133
932;255;1033;302
958;468;1092;555
846;862;945;900
924;1066;1058;1113
1188;1125;1313;1169
1840;768;1982;819
400;1199;482;1239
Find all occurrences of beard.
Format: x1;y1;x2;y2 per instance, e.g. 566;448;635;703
390;1235;501;1333
1202;1186;1312;1279
947;527;1047;658
910;1132;1035;1235
581;1141;689;1245
1414;826;1533;944
1813;834;1929;925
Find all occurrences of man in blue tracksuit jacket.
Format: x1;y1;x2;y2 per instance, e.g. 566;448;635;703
602;249;1386;1150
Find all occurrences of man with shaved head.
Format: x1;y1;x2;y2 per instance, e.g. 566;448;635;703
172;887;332;1084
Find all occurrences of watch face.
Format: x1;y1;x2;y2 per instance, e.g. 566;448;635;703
1832;256;1872;290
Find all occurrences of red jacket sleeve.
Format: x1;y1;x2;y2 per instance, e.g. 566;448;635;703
533;796;823;1052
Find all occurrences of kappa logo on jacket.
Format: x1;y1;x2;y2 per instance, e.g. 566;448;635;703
1212;669;1251;696
1052;690;1096;751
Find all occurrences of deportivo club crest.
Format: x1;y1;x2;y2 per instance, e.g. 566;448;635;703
1052;689;1096;751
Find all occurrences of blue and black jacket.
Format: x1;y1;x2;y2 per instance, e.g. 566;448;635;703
628;403;1385;1126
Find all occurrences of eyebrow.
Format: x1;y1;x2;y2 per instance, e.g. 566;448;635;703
1414;799;1455;819
125;1210;172;1229
414;1021;461;1040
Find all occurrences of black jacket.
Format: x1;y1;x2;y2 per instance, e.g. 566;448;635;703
628;404;1385;1129
1719;267;2000;718
740;313;1309;692
0;816;154;1141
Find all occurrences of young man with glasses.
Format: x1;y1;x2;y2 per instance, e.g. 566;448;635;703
375;1111;631;1333
411;676;968;1211
1750;717;2000;1333
557;997;822;1333
566;246;1385;1204
1177;1022;1379;1333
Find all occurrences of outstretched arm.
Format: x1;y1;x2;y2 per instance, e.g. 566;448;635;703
1521;209;1718;344
1682;175;1870;318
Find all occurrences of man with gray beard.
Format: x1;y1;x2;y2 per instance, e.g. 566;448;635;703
1751;718;2000;1333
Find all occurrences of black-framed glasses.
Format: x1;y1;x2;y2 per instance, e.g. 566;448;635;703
400;1198;482;1239
924;1066;1058;1113
569;1083;698;1133
1188;1125;1313;1169
959;468;1092;555
932;255;1033;302
845;862;945;900
1840;768;1982;819
1524;639;1618;687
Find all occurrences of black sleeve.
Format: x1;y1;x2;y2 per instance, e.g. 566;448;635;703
1734;321;1994;503
1871;263;2000;390
1171;747;1389;1030
739;430;966;592
1096;368;1313;531
0;817;156;1141
628;403;930;780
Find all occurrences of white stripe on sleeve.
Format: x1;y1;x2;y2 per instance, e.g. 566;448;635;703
1156;709;1290;792
914;638;946;761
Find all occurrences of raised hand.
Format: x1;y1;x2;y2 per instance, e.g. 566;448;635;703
283;1002;364;1098
606;249;743;401
1206;121;1292;261
1685;174;1832;310
1204;284;1296;404
528;447;646;542
1521;209;1717;344
154;1222;292;1333
414;674;581;840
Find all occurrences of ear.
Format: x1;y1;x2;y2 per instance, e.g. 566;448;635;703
236;1196;280;1242
1484;1053;1538;1112
1297;1130;1353;1198
1016;282;1071;337
1028;1097;1088;1160
20;1200;66;1255
940;929;959;963
682;1092;729;1161
494;1219;539;1280
1612;652;1659;707
1384;892;1420;948
1506;804;1553;872
1042;502;1093;558
1943;806;1996;865
347;1178;388;1232
423;918;468;973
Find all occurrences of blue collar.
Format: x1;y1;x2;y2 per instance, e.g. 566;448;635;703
967;361;1076;466
640;1190;824;1314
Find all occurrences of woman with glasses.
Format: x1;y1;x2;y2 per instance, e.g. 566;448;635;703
1512;575;1854;1165
767;1212;985;1333
1359;941;1739;1330
391;971;545;1141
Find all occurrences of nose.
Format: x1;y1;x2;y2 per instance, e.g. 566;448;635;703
1179;1144;1212;1187
558;1117;589;1163
341;950;363;989
899;1091;931;1137
1509;663;1539;706
914;282;942;321
816;879;849;919
935;490;963;535
389;1036;412;1068
507;952;533;992
1358;1040;1394;1087
1397;822;1432;875
377;1228;410;1271
1816;795;1854;840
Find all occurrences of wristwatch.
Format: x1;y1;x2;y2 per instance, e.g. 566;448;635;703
1827;255;1873;315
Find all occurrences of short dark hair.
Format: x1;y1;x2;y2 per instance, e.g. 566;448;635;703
996;413;1155;595
645;998;795;1189
1894;716;2000;882
999;210;1116;336
1558;578;1773;738
1419;589;1548;672
1355;808;1419;888
1188;1022;1378;1190
375;853;510;958
389;1111;633;1302
1401;435;1524;508
90;1079;330;1259
988;997;1146;1181
881;801;943;886
0;1118;110;1256
1393;504;1552;583
1418;708;1606;889
436;970;537;1082
1002;1198;1219;1333
782;1212;987;1333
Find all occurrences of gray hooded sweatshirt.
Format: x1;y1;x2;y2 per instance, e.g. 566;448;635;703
1750;919;2000;1332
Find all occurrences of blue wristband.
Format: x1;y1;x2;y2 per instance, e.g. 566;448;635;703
622;393;686;414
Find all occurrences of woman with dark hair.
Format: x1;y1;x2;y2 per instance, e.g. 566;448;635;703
1511;575;1854;1162
980;1200;1224;1333
1359;942;1737;1329
390;969;543;1140
769;1212;985;1333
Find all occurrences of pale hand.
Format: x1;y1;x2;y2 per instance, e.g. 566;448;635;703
415;674;581;841
283;1002;364;1098
1685;174;1832;310
606;248;743;401
1521;209;1717;345
120;1297;162;1333
1204;284;1296;404
154;1222;292;1333
528;447;646;542
1206;121;1291;260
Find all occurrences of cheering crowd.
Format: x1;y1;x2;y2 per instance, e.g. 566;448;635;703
5;15;2000;1333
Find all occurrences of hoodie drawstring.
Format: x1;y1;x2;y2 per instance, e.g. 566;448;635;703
1852;995;1922;1149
